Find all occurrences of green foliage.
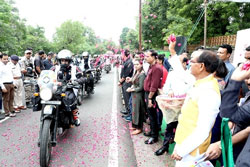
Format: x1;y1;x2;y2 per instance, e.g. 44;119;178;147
119;27;130;48
0;0;53;56
119;27;139;52
53;20;86;54
120;0;250;50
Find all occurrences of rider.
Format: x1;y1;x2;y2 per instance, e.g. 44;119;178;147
51;49;83;126
81;52;94;94
93;55;101;68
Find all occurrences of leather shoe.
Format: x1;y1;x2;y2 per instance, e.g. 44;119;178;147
145;137;158;144
143;131;152;137
154;146;168;156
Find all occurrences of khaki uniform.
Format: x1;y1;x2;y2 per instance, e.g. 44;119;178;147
9;62;24;108
20;57;34;103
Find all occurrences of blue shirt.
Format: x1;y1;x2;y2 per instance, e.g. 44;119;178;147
225;60;235;83
43;59;53;70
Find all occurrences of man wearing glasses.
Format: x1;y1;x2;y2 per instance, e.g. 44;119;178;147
171;50;221;166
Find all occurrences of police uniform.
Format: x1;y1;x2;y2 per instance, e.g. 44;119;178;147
9;55;24;109
20;56;35;106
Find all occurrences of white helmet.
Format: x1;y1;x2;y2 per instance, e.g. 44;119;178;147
57;49;73;63
82;51;89;57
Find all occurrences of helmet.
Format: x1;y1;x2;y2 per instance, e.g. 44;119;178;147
82;51;89;57
93;54;98;58
57;49;73;64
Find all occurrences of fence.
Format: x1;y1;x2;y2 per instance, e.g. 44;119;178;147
187;34;237;53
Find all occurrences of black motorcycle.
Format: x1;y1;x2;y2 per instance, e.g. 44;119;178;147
82;69;95;96
93;65;102;83
34;70;80;167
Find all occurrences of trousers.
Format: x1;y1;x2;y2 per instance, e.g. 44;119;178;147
2;84;14;114
13;79;24;108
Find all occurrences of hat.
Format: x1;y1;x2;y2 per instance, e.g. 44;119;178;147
10;55;19;61
25;50;32;54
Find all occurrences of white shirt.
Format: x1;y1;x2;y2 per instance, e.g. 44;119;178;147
0;61;14;89
163;55;195;96
8;62;22;77
143;61;150;75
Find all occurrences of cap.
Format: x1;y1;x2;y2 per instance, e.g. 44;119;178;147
10;55;19;61
25;50;32;54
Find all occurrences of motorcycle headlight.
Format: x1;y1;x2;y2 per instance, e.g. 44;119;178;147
40;88;52;101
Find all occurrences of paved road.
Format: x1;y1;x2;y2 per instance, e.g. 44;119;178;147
0;68;137;167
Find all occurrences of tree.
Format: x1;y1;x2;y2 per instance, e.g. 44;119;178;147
53;20;86;53
119;27;130;48
0;0;51;56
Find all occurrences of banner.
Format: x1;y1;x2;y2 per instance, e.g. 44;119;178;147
233;28;250;66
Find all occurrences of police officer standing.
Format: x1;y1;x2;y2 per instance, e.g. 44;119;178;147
9;55;25;112
20;49;35;108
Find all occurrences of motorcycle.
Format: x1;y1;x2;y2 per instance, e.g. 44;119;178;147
35;70;80;167
82;69;95;96
104;63;111;74
93;65;102;83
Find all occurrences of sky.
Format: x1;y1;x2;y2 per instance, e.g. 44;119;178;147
14;0;139;44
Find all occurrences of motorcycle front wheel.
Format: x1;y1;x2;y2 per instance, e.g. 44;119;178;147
40;119;52;167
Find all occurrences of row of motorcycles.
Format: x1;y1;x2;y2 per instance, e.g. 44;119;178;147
33;58;111;167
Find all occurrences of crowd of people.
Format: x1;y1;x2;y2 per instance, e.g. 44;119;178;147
1;41;250;166
0;48;109;121
0;49;62;119
119;42;250;166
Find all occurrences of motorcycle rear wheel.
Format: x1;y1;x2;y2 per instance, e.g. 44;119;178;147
40;119;52;167
77;88;84;106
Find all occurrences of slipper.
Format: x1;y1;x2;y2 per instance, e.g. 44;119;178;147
132;129;142;135
9;113;16;117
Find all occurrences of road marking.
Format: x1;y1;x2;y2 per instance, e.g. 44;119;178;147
108;68;119;167
0;116;10;123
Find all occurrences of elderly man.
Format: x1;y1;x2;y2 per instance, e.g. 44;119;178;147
0;54;16;117
171;50;221;166
9;55;25;112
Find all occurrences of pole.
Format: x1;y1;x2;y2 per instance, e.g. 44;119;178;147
204;0;207;48
139;0;142;52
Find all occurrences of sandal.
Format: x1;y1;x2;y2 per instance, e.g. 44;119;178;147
132;129;142;135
